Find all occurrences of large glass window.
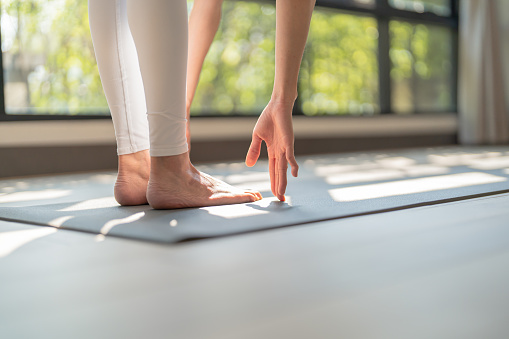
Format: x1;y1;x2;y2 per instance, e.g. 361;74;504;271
389;0;451;16
191;2;275;115
1;0;108;115
299;9;379;116
0;0;458;119
390;20;454;113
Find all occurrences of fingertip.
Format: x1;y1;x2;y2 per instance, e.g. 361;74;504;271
245;157;256;167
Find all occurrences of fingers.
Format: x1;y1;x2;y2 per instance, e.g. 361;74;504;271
269;156;276;197
286;148;299;177
246;134;262;167
277;154;288;201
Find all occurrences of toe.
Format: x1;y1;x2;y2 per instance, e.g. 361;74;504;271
247;192;259;201
245;189;262;201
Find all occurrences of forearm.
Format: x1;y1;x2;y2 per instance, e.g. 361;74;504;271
272;0;316;104
186;0;224;109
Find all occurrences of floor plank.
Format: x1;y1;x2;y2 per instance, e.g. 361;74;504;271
1;192;509;338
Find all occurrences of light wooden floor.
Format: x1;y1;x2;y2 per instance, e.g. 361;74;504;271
1;146;509;338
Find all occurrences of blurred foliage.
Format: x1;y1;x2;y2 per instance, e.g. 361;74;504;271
389;0;451;16
299;9;379;115
1;0;453;116
191;1;276;115
192;2;380;116
1;0;107;114
390;20;453;113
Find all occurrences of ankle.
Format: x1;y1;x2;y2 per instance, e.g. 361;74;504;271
118;150;150;178
150;152;191;176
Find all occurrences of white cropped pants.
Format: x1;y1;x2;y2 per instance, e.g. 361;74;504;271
88;0;188;156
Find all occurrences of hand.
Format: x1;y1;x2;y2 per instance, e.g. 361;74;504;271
245;100;299;201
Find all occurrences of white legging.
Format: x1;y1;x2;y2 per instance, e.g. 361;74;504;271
88;0;188;157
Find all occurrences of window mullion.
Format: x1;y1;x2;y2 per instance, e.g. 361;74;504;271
377;0;392;114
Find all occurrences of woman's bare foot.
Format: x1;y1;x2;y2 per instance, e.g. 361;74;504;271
147;152;262;209
114;150;150;206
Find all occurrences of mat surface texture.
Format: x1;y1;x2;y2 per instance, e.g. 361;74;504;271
1;147;509;243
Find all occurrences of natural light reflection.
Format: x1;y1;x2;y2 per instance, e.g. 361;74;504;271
202;198;281;219
329;172;507;202
326;169;402;185
0;227;57;258
467;156;509;170
427;152;503;166
89;174;116;184
319;159;451;185
94;234;106;242
0;189;71;203
99;212;145;235
224;171;271;191
57;197;119;212
48;215;74;228
235;180;272;192
403;165;449;176
314;163;379;176
225;172;270;184
0;186;16;193
375;156;416;168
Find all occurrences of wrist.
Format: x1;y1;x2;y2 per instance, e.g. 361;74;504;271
268;97;296;116
270;91;297;105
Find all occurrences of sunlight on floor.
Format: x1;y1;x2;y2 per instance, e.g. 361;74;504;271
467;156;509;170
48;215;75;227
0;227;57;258
325;169;402;185
235;180;272;192
404;165;449;176
57;197;119;212
375;156;416;168
202;203;269;219
324;165;451;185
314;163;379;176
225;172;270;184
0;189;71;204
99;212;146;235
427;152;503;166
315;153;452;186
328;172;507;202
201;197;286;219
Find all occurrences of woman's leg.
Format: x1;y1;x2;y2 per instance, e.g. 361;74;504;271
127;0;261;209
88;0;150;206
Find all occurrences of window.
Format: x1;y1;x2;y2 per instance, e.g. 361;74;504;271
1;0;108;118
390;20;454;113
0;0;458;121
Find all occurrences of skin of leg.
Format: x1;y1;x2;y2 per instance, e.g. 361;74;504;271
126;0;261;209
88;0;150;206
186;0;224;149
115;150;150;206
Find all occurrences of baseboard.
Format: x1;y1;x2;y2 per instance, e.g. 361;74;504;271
0;134;457;178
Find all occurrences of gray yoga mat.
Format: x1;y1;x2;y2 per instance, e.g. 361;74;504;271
2;148;509;243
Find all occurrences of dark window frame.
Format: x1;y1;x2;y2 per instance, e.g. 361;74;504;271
0;0;459;122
